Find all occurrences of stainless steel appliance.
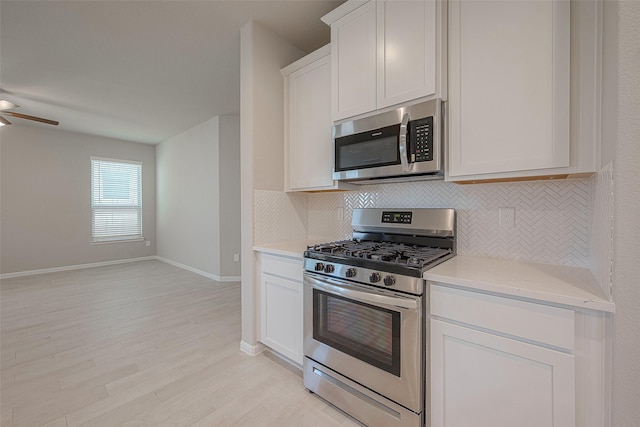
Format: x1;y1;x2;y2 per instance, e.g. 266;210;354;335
332;99;444;183
303;208;456;427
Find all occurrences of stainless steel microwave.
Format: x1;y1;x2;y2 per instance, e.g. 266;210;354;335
332;99;443;183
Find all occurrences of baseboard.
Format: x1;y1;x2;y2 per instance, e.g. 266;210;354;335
240;340;266;357
0;256;158;280
264;348;303;373
156;257;241;282
1;256;242;282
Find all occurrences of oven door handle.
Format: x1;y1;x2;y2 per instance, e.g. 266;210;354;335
304;274;418;311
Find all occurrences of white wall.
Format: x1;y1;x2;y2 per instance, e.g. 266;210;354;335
610;1;640;425
240;20;305;351
156;115;240;280
0;124;156;275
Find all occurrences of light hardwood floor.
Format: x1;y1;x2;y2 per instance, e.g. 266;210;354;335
1;260;361;427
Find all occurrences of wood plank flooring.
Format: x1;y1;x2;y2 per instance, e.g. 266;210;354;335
1;260;361;427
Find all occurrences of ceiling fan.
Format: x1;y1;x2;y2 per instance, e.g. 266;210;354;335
0;99;59;126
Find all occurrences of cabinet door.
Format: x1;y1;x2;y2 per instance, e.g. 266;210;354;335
376;0;437;109
448;0;570;178
331;1;377;121
430;319;575;427
288;54;333;190
260;273;303;365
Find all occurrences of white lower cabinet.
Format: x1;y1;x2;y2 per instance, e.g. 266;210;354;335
259;254;303;365
430;319;575;427
429;283;611;427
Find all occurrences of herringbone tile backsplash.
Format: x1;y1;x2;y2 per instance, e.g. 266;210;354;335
254;191;308;245
307;178;592;268
256;166;614;296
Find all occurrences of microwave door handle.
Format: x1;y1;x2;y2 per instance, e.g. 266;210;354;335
399;112;411;172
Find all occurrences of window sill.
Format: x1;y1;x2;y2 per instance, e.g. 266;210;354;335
90;237;144;245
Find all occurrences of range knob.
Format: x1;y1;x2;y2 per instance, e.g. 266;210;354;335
369;272;381;283
314;262;325;272
345;268;357;278
383;275;396;287
324;264;335;273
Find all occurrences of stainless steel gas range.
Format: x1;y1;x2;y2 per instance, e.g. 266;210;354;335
303;208;456;427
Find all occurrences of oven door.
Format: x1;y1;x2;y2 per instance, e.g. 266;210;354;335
303;271;423;412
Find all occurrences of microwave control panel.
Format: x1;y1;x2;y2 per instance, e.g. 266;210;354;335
409;116;434;162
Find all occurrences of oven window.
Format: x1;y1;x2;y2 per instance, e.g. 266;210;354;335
313;289;401;376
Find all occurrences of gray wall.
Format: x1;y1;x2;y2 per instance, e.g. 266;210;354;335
156;117;221;275
218;115;241;277
0;124;156;274
611;0;640;425
156;115;241;279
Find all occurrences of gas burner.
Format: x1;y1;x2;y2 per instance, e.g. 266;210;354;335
307;240;352;254
406;257;424;268
306;239;451;269
368;251;397;262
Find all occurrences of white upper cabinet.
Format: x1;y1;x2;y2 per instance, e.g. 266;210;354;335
282;45;355;192
447;0;602;182
448;0;570;178
376;0;437;109
323;0;443;122
327;1;377;121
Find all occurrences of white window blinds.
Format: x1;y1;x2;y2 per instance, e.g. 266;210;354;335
91;157;142;242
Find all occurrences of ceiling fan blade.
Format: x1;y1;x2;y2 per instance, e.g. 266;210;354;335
0;100;19;110
2;111;59;126
0;115;11;126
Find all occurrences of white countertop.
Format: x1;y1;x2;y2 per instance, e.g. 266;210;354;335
253;239;330;259
424;256;615;313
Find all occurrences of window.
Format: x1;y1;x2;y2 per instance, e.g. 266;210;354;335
91;157;142;242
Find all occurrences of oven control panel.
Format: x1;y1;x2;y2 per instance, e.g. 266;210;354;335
381;211;412;224
304;258;424;295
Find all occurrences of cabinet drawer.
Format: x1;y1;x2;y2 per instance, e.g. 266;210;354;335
261;254;303;282
430;284;574;351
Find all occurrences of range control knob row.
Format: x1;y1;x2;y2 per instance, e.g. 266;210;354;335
383;275;396;287
345;268;357;278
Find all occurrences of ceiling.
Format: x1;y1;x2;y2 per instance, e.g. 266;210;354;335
0;0;343;144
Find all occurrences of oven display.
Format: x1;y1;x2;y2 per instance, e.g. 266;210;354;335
382;211;412;224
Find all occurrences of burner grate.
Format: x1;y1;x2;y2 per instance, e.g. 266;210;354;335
307;240;451;269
